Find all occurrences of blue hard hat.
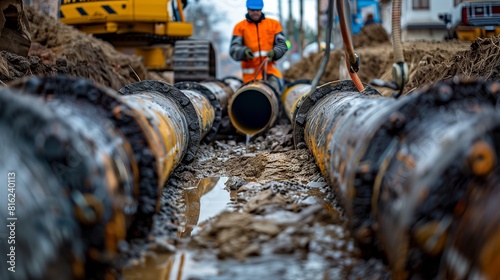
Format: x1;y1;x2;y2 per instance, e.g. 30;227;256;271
246;0;264;10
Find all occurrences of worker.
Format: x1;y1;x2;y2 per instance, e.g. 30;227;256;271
364;13;376;26
230;0;288;93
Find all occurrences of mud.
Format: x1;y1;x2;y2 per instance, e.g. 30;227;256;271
0;6;147;89
121;123;390;279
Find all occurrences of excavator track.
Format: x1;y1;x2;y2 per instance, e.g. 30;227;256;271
173;40;216;83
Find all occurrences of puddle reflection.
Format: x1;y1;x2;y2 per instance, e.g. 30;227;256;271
180;177;231;237
124;177;231;280
123;251;217;280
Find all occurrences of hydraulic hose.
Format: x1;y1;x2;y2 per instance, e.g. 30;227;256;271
391;0;408;96
3;75;238;279
176;0;186;22
336;0;364;92
337;0;355;68
392;0;404;63
282;77;500;279
310;0;334;90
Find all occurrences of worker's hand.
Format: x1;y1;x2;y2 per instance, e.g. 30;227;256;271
267;50;275;61
244;48;254;60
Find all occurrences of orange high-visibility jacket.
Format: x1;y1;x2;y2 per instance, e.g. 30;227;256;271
230;14;288;84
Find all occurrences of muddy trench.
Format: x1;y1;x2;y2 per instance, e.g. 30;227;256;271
119;120;390;280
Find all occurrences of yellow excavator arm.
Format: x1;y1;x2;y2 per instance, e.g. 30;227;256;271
60;0;192;37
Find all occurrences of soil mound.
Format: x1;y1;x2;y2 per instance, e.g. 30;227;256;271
0;6;147;89
353;24;390;48
403;36;500;93
283;44;392;86
284;24;390;85
285;40;471;96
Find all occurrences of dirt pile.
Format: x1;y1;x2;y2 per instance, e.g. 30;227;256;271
284;43;393;86
284;24;391;85
285;38;472;95
352;24;390;48
0;0;31;57
402;36;500;93
286;33;500;97
0;6;147;89
191;148;321;184
191;202;346;260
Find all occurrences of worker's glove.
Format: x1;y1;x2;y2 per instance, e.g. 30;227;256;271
267;50;275;61
244;48;254;60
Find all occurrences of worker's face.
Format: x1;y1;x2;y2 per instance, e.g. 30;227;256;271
247;9;262;21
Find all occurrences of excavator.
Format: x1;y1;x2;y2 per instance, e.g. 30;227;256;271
59;0;216;83
439;0;500;41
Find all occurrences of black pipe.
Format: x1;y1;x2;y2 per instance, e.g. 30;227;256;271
282;78;500;279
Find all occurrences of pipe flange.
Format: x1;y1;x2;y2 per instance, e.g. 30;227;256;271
221;76;244;92
293;80;380;148
12;76;152;177
175;81;223;144
119;80;201;164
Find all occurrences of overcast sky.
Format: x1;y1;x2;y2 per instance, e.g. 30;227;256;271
205;0;320;52
211;0;320;28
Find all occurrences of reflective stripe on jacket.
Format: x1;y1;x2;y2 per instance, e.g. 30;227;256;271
230;15;288;84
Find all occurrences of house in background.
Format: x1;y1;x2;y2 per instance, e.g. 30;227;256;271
380;0;462;41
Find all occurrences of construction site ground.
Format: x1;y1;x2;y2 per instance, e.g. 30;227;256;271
3;8;500;280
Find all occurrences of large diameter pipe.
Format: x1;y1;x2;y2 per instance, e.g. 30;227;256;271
375;108;500;280
119;79;236;233
198;79;236;110
284;78;500;279
0;84;112;279
0;91;85;280
12;76;144;272
221;76;244;100
228;81;280;136
439;175;500;280
5;75;233;278
281;80;313;123
175;78;241;143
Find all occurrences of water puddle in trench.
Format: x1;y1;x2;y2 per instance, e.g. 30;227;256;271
179;177;232;237
122;250;218;280
123;179;388;279
123;177;232;280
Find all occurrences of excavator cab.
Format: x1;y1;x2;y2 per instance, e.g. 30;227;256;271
59;0;192;39
59;0;216;83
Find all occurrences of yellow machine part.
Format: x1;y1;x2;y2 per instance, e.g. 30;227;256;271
456;26;500;41
59;0;193;37
132;45;174;70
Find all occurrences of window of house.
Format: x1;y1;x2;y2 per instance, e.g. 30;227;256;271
413;0;430;10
